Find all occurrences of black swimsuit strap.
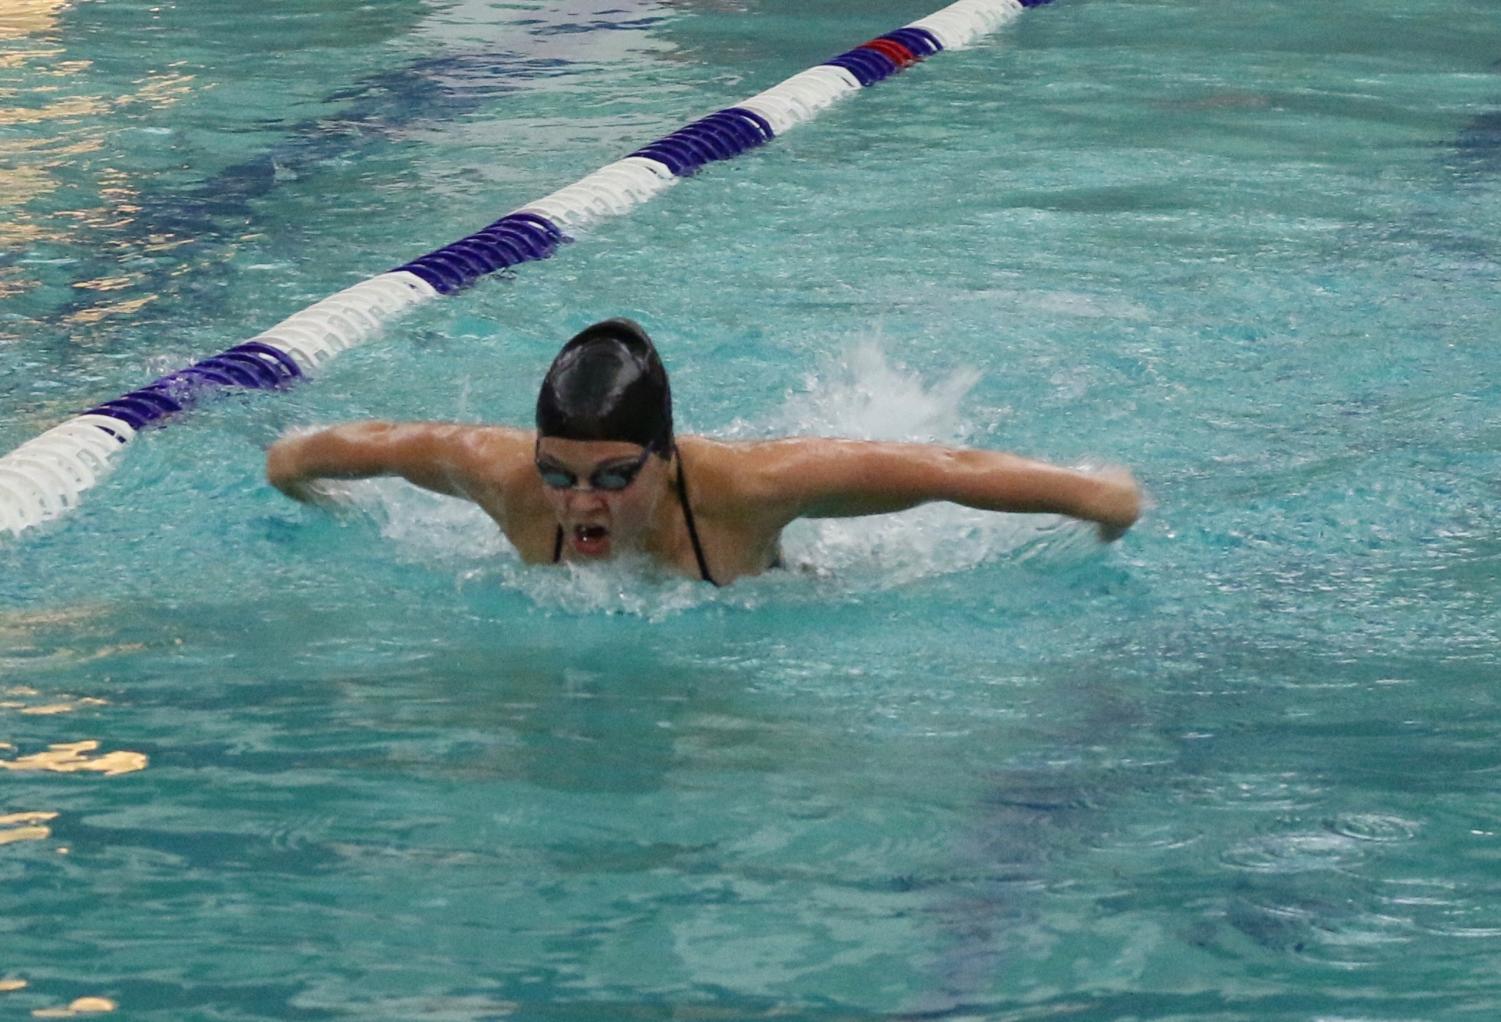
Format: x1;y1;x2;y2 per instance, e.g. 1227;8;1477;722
674;445;718;587
550;446;717;586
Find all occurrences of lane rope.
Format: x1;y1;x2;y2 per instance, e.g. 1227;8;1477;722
0;0;1050;539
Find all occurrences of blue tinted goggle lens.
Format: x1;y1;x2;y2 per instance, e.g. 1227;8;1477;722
536;450;650;491
538;467;577;489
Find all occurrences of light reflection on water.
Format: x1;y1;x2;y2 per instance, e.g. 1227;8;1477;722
0;739;146;776
0;811;57;846
0;5;176;332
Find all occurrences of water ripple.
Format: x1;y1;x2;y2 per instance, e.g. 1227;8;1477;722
1220;831;1365;874
1326;812;1422;843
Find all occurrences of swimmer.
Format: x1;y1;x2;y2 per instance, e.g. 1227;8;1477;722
266;319;1143;586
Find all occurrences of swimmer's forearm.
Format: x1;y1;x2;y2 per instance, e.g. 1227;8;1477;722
783;442;1141;537
948;452;1142;533
925;451;1143;544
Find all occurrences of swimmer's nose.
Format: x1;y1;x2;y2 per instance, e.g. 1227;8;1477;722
562;488;609;514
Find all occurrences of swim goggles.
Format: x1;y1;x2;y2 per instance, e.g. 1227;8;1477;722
535;447;652;492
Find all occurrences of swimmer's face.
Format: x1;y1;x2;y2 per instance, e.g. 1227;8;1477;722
534;437;670;560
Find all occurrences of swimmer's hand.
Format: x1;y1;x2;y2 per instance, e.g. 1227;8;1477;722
266;429;358;507
1087;466;1143;543
267;436;317;503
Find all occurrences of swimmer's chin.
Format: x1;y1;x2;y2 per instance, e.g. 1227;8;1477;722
566;544;681;578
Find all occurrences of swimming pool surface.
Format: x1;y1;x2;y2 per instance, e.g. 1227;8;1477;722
3;0;1500;1017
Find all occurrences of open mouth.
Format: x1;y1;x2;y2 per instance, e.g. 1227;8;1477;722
570;524;611;557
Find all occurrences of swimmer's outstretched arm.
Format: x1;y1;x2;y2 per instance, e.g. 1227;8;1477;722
266;422;523;503
753;439;1143;541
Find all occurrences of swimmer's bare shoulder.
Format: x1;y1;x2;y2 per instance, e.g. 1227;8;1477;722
676;435;890;538
438;425;548;529
671;436;794;576
672;436;794;522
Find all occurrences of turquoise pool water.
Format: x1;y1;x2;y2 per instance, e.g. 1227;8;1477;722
4;0;1500;1017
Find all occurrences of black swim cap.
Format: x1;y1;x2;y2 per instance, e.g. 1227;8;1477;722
535;318;673;455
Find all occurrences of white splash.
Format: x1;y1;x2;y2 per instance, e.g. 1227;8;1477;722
759;341;1100;588
768;339;984;443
